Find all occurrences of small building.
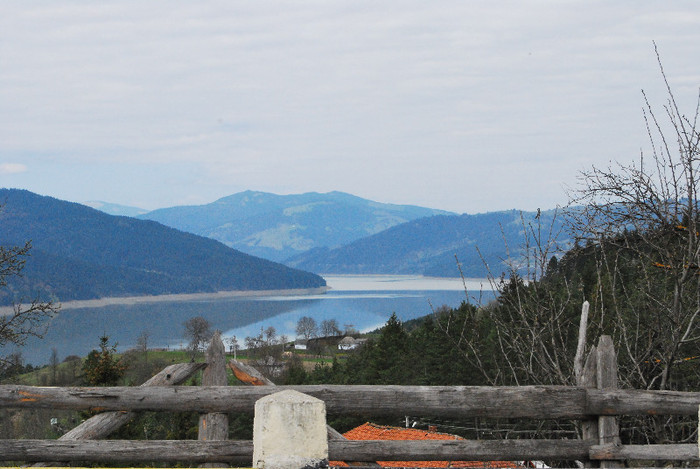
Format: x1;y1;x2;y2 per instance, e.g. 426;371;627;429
338;336;367;350
294;339;308;350
338;336;359;350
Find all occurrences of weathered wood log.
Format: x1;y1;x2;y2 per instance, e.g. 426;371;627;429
580;345;599;446
229;359;350;441
331;439;592;461
3;384;699;418
2;439;697;464
595;336;623;468
199;332;229;468
28;361;205;467
590;444;699;461
326;424;347;441
228;359;274;386
585;389;700;416
574;301;590;386
0;439;252;464
0;439;590;463
61;362;204;440
0;384;589;418
229;359;379;466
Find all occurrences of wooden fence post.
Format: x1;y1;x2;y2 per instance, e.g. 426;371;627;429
581;335;623;468
31;361;204;467
229;358;380;466
199;331;230;468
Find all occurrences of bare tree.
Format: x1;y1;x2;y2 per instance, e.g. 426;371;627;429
183;316;213;361
0;240;58;366
295;316;318;340
49;347;59;385
226;335;239;358
462;210;575;387
569;44;700;394
136;330;150;363
244;326;285;379
320;318;342;337
443;45;700;403
264;326;277;343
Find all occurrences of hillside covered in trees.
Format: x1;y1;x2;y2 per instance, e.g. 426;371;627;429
139;190;453;262
0;189;325;305
286;209;565;277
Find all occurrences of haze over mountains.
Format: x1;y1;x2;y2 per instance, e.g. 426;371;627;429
98;190;565;278
138;191;453;262
84;200;149;217
0;187;566;307
286;209;564;277
0;189;325;306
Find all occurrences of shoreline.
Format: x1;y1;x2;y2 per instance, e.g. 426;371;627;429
0;286;329;315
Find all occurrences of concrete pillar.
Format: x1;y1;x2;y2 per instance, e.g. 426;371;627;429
253;390;329;469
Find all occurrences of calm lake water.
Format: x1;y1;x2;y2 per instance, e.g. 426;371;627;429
16;275;492;366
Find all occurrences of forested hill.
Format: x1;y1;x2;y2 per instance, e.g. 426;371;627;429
138;190;454;262
285;209;566;277
0;189;325;305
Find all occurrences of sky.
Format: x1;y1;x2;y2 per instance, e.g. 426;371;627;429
1;1;699;214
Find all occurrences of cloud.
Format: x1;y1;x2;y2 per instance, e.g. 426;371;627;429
0;163;28;175
0;2;699;213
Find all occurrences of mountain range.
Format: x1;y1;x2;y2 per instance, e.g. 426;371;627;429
84;201;149;217
286;209;566;277
91;190;567;278
138;191;453;262
0;189;325;306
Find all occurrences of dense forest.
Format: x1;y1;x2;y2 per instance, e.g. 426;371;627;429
286;209;564;277
0;189;325;305
284;229;700;444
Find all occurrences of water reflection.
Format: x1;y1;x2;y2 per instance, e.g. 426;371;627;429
14;276;488;365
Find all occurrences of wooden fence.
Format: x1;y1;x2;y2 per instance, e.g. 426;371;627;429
0;334;698;467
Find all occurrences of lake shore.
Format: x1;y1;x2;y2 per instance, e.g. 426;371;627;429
0;286;329;315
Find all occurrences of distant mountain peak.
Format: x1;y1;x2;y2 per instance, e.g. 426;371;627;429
139;190;455;263
84;200;149;217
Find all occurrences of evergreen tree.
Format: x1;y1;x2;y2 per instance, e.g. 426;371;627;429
82;335;126;386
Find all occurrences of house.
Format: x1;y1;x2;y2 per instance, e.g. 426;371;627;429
338;336;366;350
330;422;528;468
338;336;358;350
295;335;364;352
294;339;308;350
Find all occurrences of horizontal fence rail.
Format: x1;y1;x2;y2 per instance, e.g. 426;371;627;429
0;440;253;464
0;439;697;464
3;335;699;467
2;384;700;418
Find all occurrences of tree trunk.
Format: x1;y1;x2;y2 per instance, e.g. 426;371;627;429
199;331;229;468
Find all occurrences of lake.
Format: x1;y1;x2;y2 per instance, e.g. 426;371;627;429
14;275;493;365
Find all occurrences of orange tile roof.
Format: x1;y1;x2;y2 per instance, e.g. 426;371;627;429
331;422;524;468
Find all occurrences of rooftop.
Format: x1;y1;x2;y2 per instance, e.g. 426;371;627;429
331;422;524;468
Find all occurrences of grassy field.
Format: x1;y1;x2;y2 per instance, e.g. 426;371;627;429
2;346;339;386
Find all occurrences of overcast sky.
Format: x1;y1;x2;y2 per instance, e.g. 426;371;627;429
1;2;699;214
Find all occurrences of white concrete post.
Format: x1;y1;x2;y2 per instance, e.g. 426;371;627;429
253;390;329;469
